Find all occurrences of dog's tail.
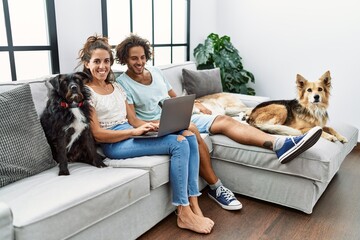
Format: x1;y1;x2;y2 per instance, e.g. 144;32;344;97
253;123;302;136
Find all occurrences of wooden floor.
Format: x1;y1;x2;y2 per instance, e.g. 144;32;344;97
138;144;360;240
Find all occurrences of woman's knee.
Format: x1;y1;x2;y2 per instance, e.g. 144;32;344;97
182;130;195;137
188;123;200;134
187;123;203;143
181;131;198;150
177;135;186;142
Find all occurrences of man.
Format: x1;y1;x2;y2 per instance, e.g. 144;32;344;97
114;34;322;211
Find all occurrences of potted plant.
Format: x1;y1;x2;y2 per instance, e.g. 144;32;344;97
193;33;255;95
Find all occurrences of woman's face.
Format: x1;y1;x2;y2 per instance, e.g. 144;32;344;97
126;46;147;75
85;48;111;82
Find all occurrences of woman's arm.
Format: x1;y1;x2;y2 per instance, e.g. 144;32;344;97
126;101;156;127
89;104;157;143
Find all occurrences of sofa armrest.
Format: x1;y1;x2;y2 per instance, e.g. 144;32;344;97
233;93;270;108
0;202;14;240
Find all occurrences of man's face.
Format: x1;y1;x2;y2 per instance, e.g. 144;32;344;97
126;46;147;75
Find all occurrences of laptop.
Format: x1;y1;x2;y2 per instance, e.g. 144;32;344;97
133;94;195;138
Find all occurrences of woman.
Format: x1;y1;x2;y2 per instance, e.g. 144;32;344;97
77;35;214;234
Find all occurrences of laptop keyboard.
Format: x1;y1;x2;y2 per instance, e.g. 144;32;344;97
144;131;158;136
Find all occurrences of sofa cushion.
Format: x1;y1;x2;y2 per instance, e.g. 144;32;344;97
0;202;13;240
104;133;213;189
0;163;150;240
0;77;52;116
182;68;223;98
105;155;170;189
158;61;197;96
0;84;56;187
210;121;358;183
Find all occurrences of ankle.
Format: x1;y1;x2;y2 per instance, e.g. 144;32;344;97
274;137;285;151
209;179;222;190
176;205;191;217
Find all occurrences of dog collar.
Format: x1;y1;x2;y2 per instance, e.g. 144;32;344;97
60;101;84;108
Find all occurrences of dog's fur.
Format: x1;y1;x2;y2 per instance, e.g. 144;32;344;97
193;92;251;118
246;71;347;143
40;72;106;175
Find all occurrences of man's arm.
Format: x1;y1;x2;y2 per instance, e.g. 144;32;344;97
169;89;212;114
168;89;177;98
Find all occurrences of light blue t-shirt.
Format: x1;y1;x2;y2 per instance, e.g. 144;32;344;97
117;66;172;121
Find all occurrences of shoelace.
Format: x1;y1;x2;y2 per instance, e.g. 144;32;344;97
289;137;297;145
216;186;235;201
289;134;305;145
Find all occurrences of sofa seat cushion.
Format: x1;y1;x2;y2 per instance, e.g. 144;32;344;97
105;155;169;190
210;122;358;183
105;133;213;189
0;163;149;240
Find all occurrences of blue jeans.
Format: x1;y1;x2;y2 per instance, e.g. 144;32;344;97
101;122;201;206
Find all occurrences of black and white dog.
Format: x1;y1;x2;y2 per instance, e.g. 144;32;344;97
41;72;106;175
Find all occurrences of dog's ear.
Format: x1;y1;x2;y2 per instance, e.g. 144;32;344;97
296;74;307;90
48;74;62;92
319;71;331;88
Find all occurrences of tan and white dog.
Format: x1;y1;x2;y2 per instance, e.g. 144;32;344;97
246;71;347;143
193;92;251;118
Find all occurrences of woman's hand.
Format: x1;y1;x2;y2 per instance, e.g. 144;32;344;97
132;122;159;136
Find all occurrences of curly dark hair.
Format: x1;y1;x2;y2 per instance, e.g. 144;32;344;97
115;34;152;65
77;35;115;83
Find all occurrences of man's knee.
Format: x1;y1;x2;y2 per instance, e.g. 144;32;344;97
216;115;232;123
210;115;234;133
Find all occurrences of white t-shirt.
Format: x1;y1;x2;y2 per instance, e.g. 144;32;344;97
87;83;128;129
117;66;172;121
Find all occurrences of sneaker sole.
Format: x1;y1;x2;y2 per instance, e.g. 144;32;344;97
208;193;243;210
279;126;322;164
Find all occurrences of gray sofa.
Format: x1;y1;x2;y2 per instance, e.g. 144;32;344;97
0;61;358;240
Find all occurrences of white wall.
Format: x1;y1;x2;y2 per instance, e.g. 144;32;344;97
55;0;102;73
54;0;359;141
189;0;218;58
190;0;360;141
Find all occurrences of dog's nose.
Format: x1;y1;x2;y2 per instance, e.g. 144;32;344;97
314;95;320;102
70;84;78;91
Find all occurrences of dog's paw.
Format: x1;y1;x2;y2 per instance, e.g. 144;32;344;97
58;169;70;176
96;161;107;168
329;136;338;142
323;133;337;142
337;135;348;143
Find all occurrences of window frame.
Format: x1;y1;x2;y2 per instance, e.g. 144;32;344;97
0;0;59;81
101;0;191;66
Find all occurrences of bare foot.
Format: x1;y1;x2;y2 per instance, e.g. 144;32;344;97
176;205;214;234
189;197;204;217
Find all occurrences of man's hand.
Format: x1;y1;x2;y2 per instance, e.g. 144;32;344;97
195;102;212;115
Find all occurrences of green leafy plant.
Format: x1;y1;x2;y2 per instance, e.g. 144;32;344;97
193;33;255;95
